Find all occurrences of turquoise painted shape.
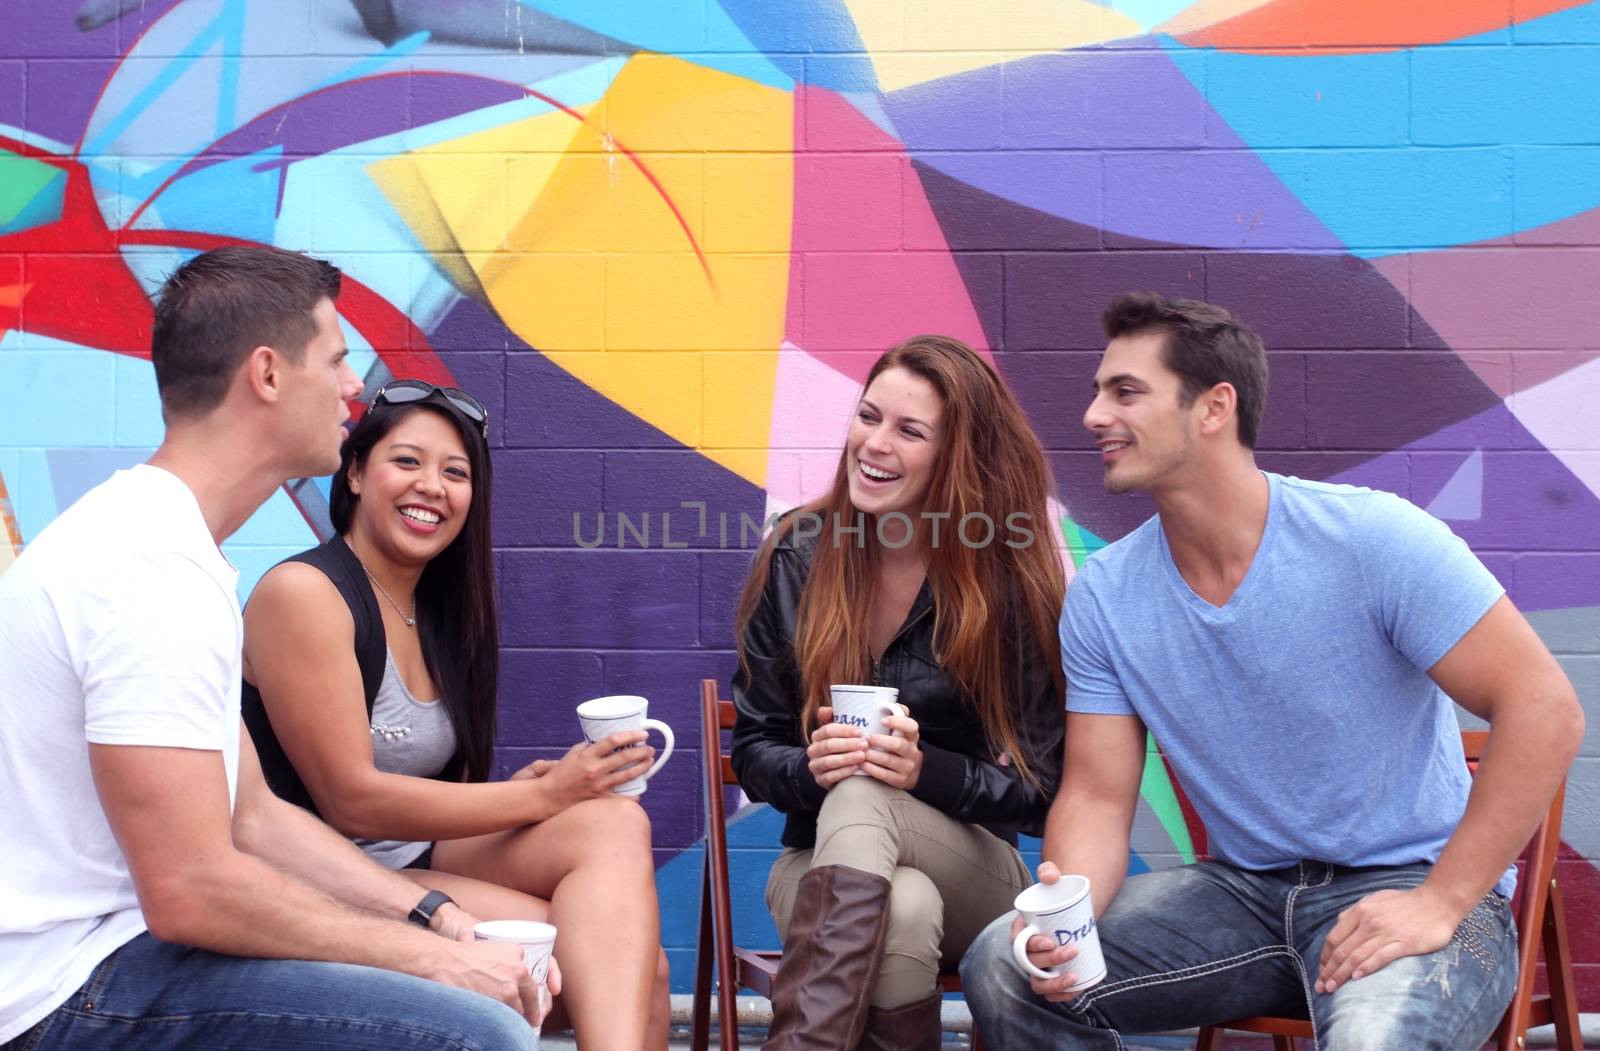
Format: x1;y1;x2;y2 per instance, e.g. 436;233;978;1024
1515;146;1600;233
1516;0;1600;42
1413;38;1600;148
0;343;116;448
5;450;58;545
1173;20;1600;253
1200;48;1409;148
112;356;167;449
713;0;879;91
228;540;317;603
1103;0;1197;32
518;0;792;88
0;168;66;236
44;449;149;519
147;146;285;246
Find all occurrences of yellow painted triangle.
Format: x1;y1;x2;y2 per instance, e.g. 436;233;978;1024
1157;0;1277;36
367;104;595;298
467;54;793;487
846;0;1143;91
367;152;482;297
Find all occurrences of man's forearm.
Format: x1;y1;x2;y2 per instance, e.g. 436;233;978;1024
147;844;447;977
1041;790;1133;917
234;794;429;921
1425;697;1584;916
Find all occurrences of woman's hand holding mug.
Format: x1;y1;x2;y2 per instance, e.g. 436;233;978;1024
539;732;653;813
861;711;922;790
807;706;872;788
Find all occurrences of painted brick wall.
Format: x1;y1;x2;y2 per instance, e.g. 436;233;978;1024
2;0;1597;1005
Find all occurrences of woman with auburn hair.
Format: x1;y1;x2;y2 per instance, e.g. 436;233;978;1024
732;336;1067;1050
241;382;671;1049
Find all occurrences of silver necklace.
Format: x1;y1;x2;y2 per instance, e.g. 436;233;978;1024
359;564;416;627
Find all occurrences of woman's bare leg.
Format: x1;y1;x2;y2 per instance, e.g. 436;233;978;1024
429;796;668;1051
401;867;573;1035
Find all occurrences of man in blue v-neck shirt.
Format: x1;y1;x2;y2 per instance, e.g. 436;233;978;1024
961;292;1583;1050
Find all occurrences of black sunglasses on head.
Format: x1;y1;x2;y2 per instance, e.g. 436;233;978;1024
370;380;488;437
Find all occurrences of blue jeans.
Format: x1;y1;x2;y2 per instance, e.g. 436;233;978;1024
4;932;538;1051
960;860;1518;1050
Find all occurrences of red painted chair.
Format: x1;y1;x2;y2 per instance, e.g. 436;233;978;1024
690;679;987;1050
1194;730;1580;1051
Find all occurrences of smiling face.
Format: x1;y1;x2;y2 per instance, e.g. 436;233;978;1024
347;408;474;564
1084;329;1202;496
845;366;944;518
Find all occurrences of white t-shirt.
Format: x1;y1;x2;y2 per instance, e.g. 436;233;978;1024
0;465;242;1042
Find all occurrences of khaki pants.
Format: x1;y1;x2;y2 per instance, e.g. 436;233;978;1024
765;776;1031;1009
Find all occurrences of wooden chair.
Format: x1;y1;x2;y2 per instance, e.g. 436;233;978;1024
691;679;988;1051
1195;730;1580;1051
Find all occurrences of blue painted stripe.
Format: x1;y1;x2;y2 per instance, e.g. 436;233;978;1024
1170;13;1600;253
519;0;792;89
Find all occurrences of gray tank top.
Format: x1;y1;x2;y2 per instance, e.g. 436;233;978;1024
353;650;458;870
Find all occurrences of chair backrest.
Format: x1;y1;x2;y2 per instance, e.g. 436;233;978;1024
700;680;741;1008
1195;727;1577;1051
1461;729;1571;1046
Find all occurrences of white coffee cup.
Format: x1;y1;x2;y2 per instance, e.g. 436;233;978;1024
1010;875;1106;990
474;919;558;985
829;685;907;777
576;695;675;796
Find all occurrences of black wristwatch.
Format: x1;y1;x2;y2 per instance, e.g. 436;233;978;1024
409;889;455;928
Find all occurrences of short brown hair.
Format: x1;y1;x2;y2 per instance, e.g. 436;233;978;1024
1101;292;1269;448
151;246;342;420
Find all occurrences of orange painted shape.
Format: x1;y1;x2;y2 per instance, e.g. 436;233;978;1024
0;466;21;565
1176;0;1588;53
0;281;27;342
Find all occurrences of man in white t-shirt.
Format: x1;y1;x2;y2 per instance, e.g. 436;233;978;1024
0;247;547;1050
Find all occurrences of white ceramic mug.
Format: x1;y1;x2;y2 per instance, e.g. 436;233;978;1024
576;695;675;796
474;919;558;984
1010;875;1106;990
828;685;907;777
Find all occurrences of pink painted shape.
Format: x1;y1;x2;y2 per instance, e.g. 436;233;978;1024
761;342;1076;580
1506;355;1600;503
764;342;862;508
1374;211;1600;397
787;86;990;381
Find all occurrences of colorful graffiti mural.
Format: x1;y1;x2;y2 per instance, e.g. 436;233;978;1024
3;0;1597;1000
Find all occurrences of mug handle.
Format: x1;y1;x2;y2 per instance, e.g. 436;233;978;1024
636;718;675;782
1012;922;1060;981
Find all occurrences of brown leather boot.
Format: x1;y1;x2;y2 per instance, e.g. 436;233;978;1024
763;865;892;1051
856;993;943;1051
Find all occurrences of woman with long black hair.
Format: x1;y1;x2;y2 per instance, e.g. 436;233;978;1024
242;381;670;1050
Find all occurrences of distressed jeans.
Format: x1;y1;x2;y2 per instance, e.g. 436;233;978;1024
960;860;1518;1051
3;931;538;1051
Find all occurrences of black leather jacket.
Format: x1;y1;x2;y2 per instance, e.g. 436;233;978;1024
730;529;1065;850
